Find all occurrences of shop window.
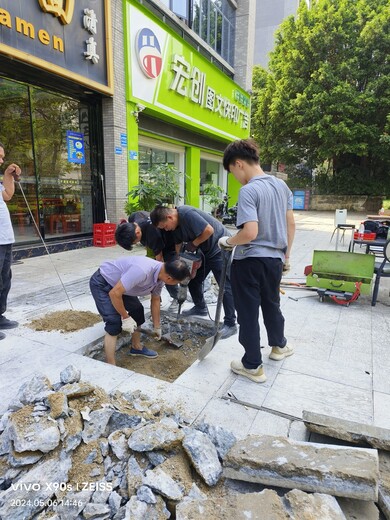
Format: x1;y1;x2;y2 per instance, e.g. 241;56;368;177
0;76;94;243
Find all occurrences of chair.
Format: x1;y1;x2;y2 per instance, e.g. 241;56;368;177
371;239;390;306
331;209;355;250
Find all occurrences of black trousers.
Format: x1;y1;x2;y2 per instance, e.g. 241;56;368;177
231;257;286;369
188;249;236;326
0;244;12;316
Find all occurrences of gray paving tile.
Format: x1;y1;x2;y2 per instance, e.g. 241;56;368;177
194;397;258;439
248;410;290;437
373;392;390;428
262;371;373;423
283;351;372;390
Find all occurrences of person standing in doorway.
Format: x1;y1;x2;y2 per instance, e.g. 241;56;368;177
219;139;295;383
0;143;21;341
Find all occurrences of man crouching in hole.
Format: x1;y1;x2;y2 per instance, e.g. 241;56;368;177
90;257;190;365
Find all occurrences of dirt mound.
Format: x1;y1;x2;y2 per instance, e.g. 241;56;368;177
28;310;101;333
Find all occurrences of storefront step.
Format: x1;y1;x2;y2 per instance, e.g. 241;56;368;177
12;237;93;261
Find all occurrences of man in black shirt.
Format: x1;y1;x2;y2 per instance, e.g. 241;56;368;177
150;205;237;339
115;212;179;308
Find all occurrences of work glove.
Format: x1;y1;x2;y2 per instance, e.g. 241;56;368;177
184;241;197;253
282;259;291;273
218;236;234;251
153;327;162;341
121;316;137;333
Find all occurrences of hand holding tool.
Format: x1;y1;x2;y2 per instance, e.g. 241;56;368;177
218;236;234;251
153;327;162;340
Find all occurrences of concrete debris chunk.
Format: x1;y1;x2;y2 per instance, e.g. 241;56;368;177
182;428;222;486
176;489;289;520
108;430;130;460
15;375;53;405
127;455;144;496
60;382;95;398
8;448;44;467
108;411;142;432
82;502;111;519
196;422;236;459
108;490;122;516
143;467;184;501
125;495;170;520
285;489;346;519
8;407;60;453
303;411;390;451
82;409;113;444
60;365;81;384
137;485;157;504
223;435;379;500
128;422;184;452
46;392;69;419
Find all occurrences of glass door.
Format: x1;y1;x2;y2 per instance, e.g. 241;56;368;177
0;77;94;243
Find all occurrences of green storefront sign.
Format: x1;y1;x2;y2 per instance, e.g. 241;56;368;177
125;1;250;142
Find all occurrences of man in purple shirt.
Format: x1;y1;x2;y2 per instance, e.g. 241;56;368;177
90;256;190;365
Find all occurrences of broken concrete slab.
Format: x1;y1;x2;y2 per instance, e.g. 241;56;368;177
284;489;346;518
176;489;289;520
303;410;390;450
223;435;379;500
337;497;379;520
379;450;390;520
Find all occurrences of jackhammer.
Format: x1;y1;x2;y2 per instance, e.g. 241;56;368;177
177;246;203;317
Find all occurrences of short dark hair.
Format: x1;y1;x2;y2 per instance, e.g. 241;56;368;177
150;206;172;226
222;138;260;171
164;258;191;281
115;222;137;251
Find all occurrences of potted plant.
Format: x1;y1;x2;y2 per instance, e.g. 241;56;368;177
202;182;224;217
125;163;182;214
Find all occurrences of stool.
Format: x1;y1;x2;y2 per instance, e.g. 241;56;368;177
331;224;355;250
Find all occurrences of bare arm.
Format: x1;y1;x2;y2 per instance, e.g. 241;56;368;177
285;209;295;259
150;294;161;329
2;164;21;201
225;221;258;246
108;281;129;319
192;223;214;247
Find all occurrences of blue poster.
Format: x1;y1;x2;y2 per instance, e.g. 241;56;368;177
115;147;123;155
120;133;128;147
67;131;85;164
129;151;138;160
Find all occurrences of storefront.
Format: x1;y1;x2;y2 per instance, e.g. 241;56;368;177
0;0;113;250
124;1;250;211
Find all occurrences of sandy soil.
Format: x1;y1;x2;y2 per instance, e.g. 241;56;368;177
28;310;101;333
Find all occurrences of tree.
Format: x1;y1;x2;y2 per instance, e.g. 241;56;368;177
251;0;390;194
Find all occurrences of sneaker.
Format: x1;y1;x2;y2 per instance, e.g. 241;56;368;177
269;345;294;361
129;347;158;358
0;332;5;341
0;316;18;330
230;360;267;383
181;305;208;317
220;324;238;339
168;299;179;312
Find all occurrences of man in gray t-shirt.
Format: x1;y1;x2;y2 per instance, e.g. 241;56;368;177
219;139;296;383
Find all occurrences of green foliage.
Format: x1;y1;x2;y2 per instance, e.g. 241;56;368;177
251;0;390;193
202;183;224;213
126;163;182;212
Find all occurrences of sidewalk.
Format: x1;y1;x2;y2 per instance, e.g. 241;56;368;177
2;211;390;440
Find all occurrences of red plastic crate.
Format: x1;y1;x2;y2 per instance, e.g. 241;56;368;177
93;235;116;247
353;231;376;240
93;223;116;237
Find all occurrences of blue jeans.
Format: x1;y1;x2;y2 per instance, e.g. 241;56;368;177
89;270;145;336
0;244;12;316
231;257;287;369
188;249;236;326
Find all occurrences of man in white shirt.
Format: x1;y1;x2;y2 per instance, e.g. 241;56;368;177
0;142;21;341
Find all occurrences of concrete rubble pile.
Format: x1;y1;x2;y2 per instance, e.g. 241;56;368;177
0;366;388;520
